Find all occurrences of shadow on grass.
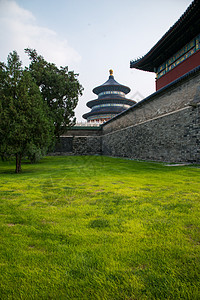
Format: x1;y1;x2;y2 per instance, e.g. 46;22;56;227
0;155;199;176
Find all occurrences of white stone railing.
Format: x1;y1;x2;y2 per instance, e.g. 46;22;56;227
74;121;104;127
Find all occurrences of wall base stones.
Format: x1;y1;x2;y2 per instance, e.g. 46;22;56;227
53;135;101;156
72;136;101;155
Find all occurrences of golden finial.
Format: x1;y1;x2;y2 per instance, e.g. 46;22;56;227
109;69;113;76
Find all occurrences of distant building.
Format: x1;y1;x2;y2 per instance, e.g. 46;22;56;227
130;0;200;91
83;70;136;122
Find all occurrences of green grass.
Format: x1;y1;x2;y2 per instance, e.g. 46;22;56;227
0;156;200;299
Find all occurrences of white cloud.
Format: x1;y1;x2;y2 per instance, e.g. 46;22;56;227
0;0;81;67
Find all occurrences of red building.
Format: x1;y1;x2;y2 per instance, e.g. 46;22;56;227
130;0;200;91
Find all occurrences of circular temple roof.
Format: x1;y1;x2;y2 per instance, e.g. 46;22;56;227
86;97;135;109
82;106;128;120
83;69;133;121
93;70;131;95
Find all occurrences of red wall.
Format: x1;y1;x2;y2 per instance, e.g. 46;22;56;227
156;50;200;90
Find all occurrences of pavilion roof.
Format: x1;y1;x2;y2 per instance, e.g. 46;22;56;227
130;0;200;72
93;71;131;95
86;97;135;108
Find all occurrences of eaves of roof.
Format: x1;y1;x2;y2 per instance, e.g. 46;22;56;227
86;98;136;108
130;0;200;72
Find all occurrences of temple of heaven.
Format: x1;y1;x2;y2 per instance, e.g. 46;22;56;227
82;70;136;123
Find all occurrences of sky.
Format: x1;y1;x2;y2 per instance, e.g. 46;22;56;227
0;0;192;121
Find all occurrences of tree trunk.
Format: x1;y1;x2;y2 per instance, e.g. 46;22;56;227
15;153;19;173
15;153;22;173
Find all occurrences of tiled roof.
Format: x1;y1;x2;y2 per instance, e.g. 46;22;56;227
130;0;200;71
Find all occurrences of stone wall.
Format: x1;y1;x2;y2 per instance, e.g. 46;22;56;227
101;69;200;163
102;106;200;162
72;136;101;155
53;127;102;155
62;127;101;137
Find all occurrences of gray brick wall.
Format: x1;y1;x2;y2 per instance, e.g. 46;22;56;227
73;136;102;155
102;106;200;163
53;135;101;155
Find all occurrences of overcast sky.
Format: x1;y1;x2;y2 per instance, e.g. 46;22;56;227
0;0;192;121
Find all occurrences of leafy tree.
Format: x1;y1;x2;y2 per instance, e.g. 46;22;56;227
0;53;22;161
25;48;83;138
0;51;54;173
0;62;9;160
0;49;82;172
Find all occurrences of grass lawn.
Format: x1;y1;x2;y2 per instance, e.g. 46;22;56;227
0;156;200;299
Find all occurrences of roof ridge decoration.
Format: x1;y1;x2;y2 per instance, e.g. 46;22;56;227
93;69;131;95
109;69;114;76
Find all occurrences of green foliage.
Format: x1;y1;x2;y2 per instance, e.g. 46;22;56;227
0;51;54;172
25;48;83;137
0;49;82;172
0;54;20;161
0;156;199;299
25;143;46;164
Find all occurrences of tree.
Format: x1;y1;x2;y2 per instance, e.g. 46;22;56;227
0;51;54;173
0;62;9;160
25;48;83;138
0;49;83;172
0;52;22;162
